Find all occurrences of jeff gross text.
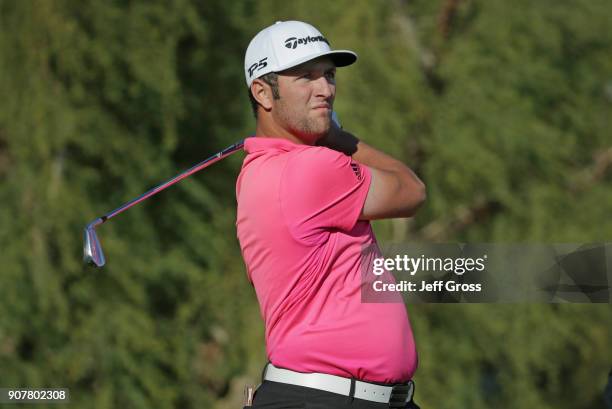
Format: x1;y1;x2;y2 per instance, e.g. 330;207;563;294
370;255;487;293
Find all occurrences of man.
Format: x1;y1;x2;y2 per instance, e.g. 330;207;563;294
236;20;426;409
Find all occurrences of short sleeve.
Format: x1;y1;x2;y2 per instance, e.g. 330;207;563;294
280;147;372;245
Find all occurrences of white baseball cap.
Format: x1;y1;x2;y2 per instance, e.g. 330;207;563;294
244;20;357;87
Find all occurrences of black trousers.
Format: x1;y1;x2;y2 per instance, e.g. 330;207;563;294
249;380;420;409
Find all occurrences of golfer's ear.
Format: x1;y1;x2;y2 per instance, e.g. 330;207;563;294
251;80;273;111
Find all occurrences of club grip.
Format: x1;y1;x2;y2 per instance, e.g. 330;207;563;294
331;111;342;128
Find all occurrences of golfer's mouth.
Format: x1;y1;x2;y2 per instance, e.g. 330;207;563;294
312;104;331;111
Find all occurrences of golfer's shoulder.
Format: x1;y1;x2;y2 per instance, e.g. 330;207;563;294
287;145;350;172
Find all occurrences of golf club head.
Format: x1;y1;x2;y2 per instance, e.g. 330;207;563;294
83;219;105;267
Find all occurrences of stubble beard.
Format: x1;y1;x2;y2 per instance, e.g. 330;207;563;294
276;102;331;144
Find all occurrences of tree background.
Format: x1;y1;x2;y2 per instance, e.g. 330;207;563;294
0;1;610;408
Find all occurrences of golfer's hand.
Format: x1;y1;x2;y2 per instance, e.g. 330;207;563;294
316;119;359;156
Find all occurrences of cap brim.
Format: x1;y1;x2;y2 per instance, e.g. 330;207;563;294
275;49;358;73
328;50;358;67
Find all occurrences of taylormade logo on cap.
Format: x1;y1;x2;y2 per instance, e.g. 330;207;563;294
284;35;329;49
244;20;357;87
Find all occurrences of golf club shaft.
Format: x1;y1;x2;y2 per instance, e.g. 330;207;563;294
98;139;245;225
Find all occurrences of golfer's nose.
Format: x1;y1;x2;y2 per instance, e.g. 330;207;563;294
314;75;334;99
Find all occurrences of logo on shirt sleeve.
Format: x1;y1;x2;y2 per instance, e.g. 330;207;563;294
350;163;363;181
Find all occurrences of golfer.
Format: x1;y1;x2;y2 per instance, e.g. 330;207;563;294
236;21;426;409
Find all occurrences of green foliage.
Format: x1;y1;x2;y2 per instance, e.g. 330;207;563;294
411;304;611;409
1;1;254;408
0;1;610;408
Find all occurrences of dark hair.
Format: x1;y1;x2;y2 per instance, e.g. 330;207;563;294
248;72;280;118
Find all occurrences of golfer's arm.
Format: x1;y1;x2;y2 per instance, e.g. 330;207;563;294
317;126;426;219
352;140;426;220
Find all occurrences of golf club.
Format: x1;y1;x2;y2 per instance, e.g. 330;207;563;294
83;139;245;267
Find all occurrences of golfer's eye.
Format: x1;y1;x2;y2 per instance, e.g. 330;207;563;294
325;71;336;81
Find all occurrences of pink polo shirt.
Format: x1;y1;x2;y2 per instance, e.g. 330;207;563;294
235;136;417;383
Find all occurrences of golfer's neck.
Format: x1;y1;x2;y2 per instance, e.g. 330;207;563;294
255;116;312;145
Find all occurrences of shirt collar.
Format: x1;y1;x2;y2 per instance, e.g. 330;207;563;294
244;136;304;154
